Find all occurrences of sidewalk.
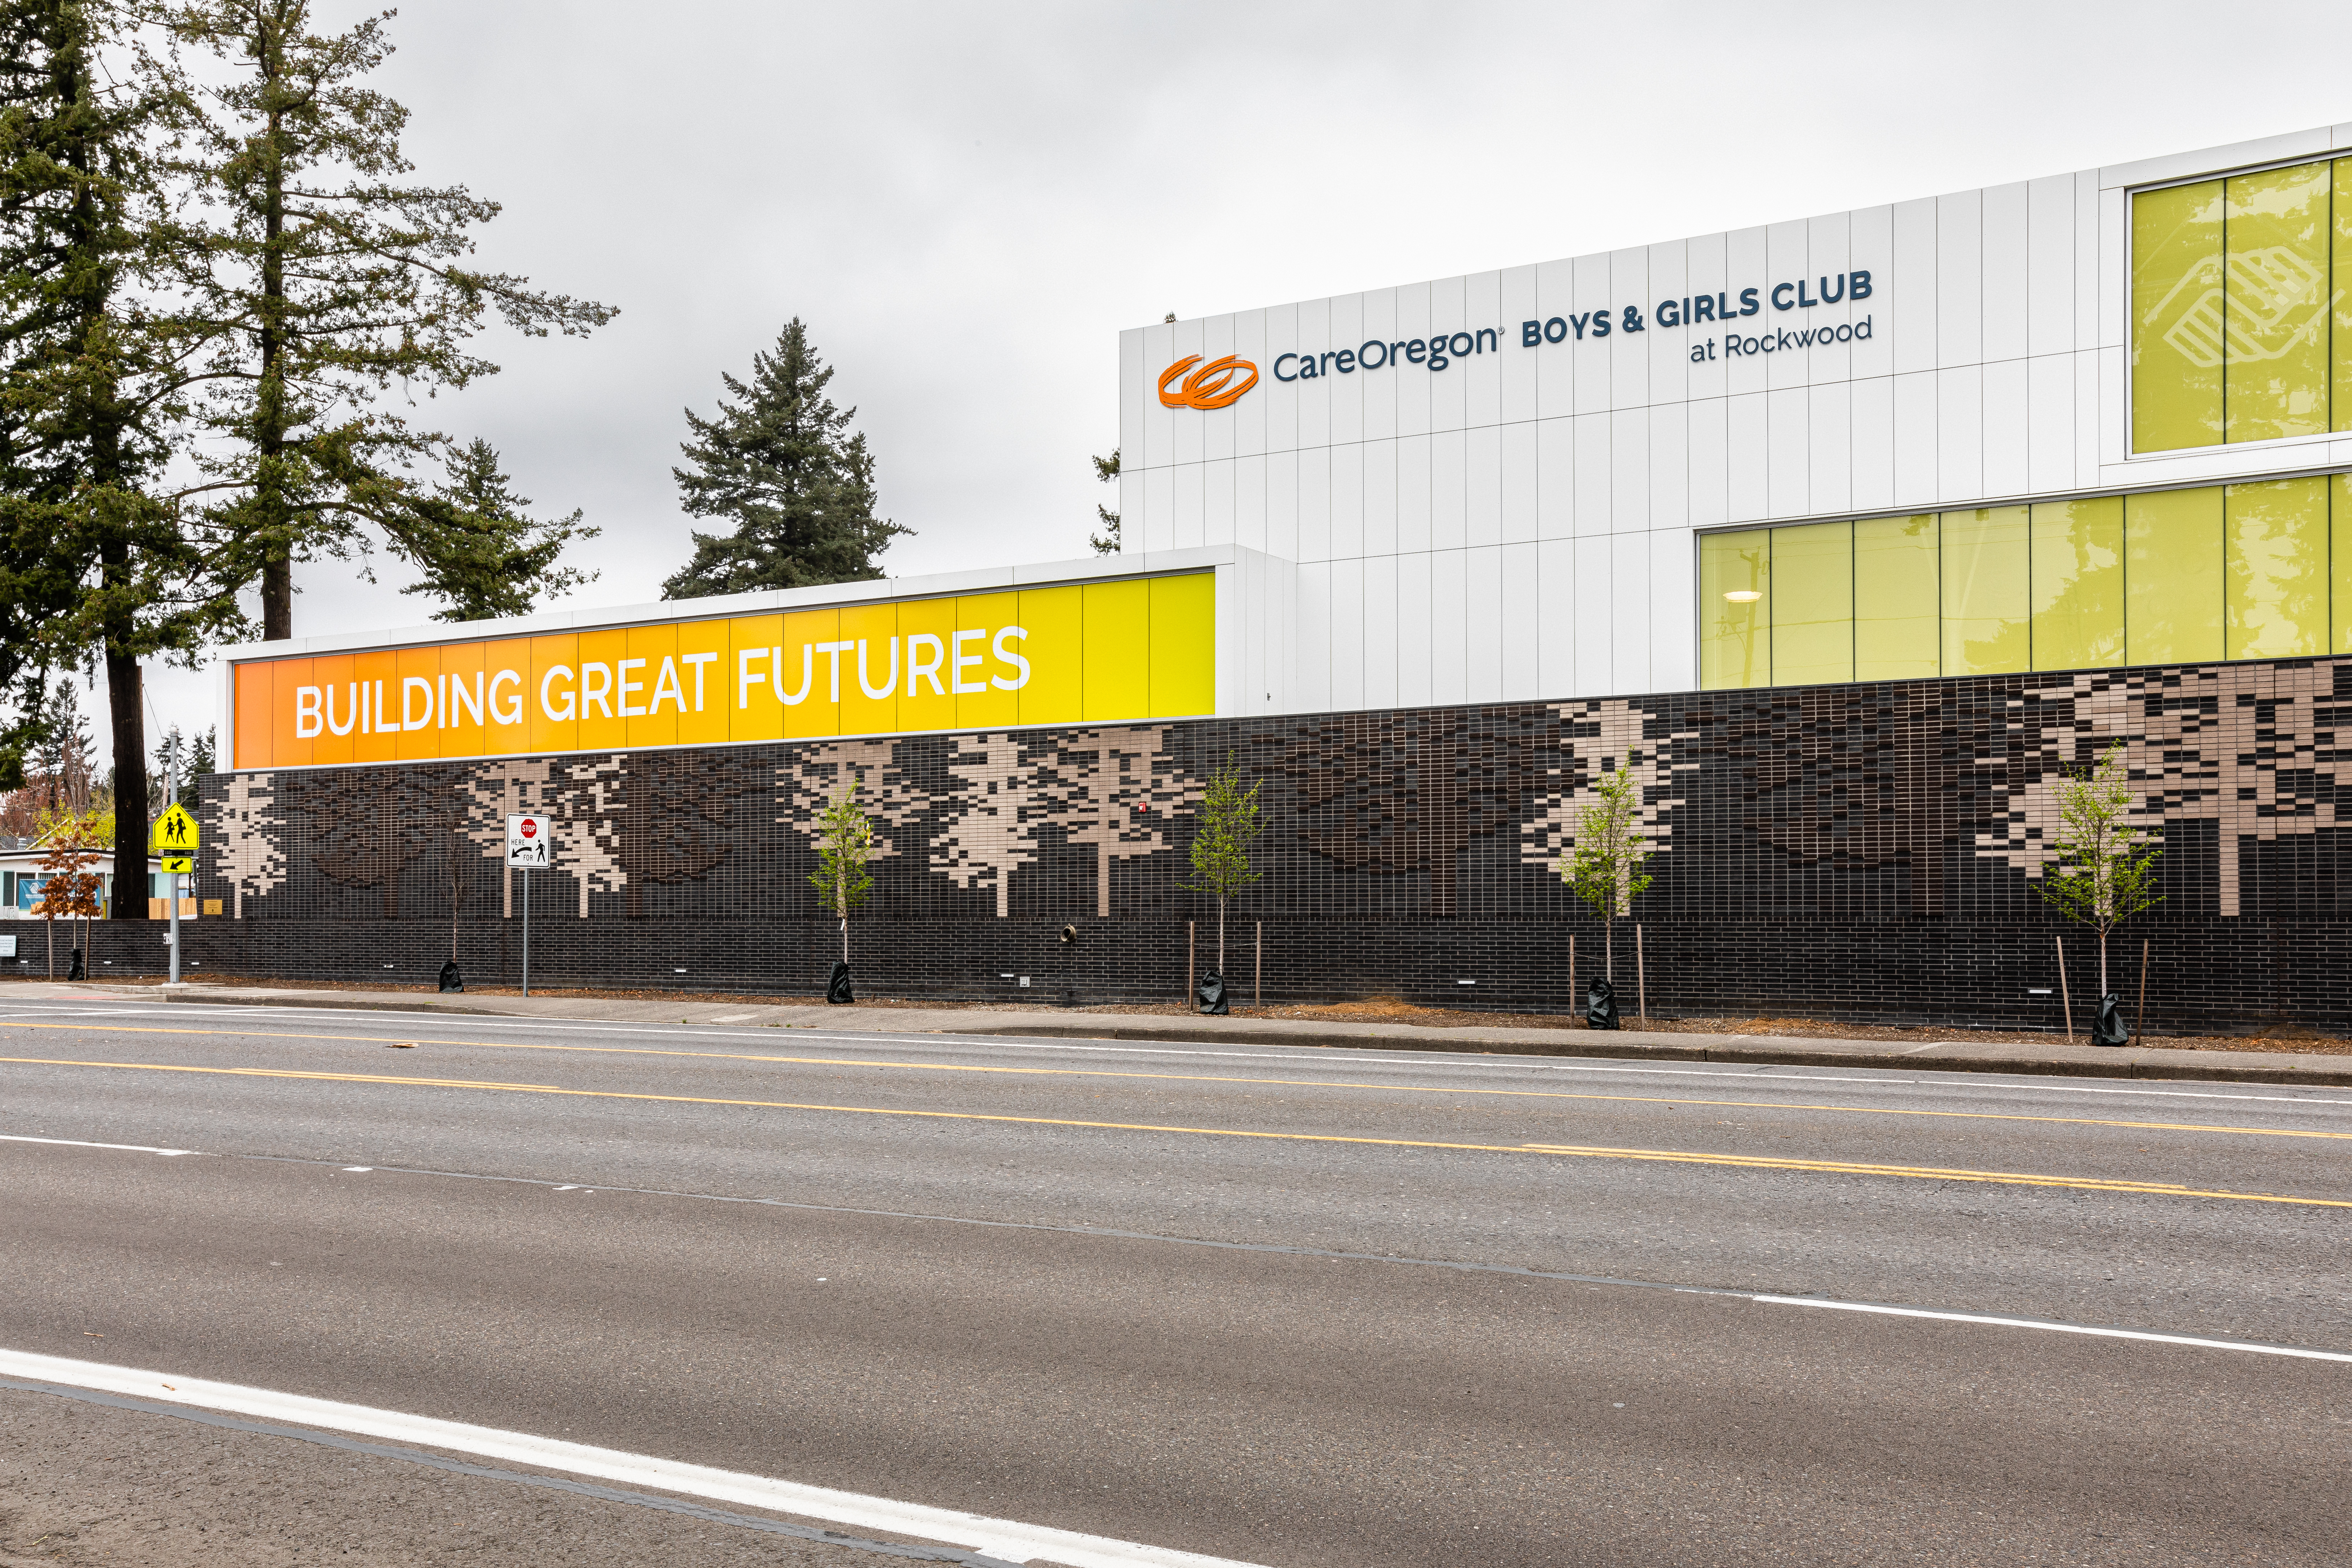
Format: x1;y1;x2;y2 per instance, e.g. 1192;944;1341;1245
36;980;2352;1088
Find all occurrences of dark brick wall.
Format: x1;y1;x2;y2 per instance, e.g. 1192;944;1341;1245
80;654;2352;1035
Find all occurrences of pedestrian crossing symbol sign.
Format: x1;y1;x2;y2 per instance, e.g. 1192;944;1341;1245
152;803;200;854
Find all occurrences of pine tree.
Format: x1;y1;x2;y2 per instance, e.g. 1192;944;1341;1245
663;319;908;598
396;438;598;621
1089;448;1120;554
148;0;614;640
0;0;235;918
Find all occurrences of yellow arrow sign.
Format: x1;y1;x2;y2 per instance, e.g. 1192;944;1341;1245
160;857;193;875
152;803;200;852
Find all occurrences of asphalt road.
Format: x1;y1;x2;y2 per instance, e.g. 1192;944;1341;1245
2;993;2347;1565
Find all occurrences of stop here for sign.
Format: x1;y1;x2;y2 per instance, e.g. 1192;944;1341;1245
505;814;552;868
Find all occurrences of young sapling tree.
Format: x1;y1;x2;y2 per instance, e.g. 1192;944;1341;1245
1182;751;1263;978
809;776;878;964
1559;763;1652;981
2040;741;2162;1002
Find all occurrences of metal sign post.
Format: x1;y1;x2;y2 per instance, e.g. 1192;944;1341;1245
505;815;552;997
166;736;179;984
152;761;200;987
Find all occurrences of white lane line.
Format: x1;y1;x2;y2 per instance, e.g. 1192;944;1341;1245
0;1133;197;1156
0;1349;1265;1568
1752;1295;2352;1363
16;1002;2352;1111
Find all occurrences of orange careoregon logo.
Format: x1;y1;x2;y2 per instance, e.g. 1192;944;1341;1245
1157;354;1259;410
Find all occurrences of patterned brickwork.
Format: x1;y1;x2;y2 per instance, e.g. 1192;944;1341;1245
133;655;2352;1036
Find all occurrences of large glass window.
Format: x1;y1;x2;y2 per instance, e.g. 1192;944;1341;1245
2031;497;2124;671
1697;475;2345;689
1854;515;1939;680
1699;530;1769;689
1941;507;2031;677
1770;521;1852;686
2125;486;2224;664
2132;156;2351;453
2225;476;2329;657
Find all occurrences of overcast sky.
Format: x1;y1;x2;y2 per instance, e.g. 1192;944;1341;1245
117;0;2352;765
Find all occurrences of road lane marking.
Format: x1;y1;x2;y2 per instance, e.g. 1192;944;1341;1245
0;1351;1260;1568
0;1021;2342;1145
17;1133;2348;1369
1750;1297;2352;1363
14;1003;2352;1111
5;1054;2348;1208
1;1378;1021;1567
0;1133;198;1156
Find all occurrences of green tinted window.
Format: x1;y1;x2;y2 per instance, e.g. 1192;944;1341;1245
2225;477;2329;658
1699;530;1769;689
2124;486;2224;664
1854;515;1939;680
2132;179;2225;453
2223;162;2333;444
2133;155;2352;453
1941;508;2031;677
1771;522;1853;686
2031;498;2124;670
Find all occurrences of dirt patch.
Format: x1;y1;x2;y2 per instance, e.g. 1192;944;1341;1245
28;971;2348;1055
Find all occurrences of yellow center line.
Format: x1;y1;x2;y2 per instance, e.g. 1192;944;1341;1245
3;1053;2346;1210
0;1017;2341;1145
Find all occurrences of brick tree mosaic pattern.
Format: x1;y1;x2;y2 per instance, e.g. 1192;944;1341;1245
170;656;2352;1036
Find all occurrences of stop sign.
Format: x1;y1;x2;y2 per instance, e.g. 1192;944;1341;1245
521;819;538;839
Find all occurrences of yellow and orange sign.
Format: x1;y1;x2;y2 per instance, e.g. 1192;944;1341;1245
1157;354;1258;410
232;574;1215;770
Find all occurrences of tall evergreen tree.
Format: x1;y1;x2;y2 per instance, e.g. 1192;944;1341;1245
149;0;614;640
662;319;908;598
396;437;597;621
1088;448;1119;554
0;0;235;915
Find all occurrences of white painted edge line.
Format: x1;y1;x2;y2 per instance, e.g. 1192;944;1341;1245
0;1134;197;1156
0;1350;1268;1568
1751;1295;2352;1363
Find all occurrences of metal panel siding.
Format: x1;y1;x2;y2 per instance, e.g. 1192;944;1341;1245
1329;556;1364;711
1648;404;1689;534
1766;387;1809;518
1500;421;1538;544
1610;409;1650;531
1466;544;1504;703
1937;365;1984;503
2028;354;2075;494
1500;540;1541;702
1362;438;1397;557
1328;443;1363;562
1981;357;2029;500
1808;382;1852;517
1891;198;1938;376
1851;375;1894;512
2027;176;2074;359
1648;529;1696;694
1327;294;1364;449
1431;429;1468;551
1535;417;1574;539
1727;391;1768;522
1573;414;1611;536
1573;534;1612;695
1687;397;1729;529
1397;433;1432;554
1467;424;1504;548
1936;190;1983;369
1396;552;1433;707
1536;538;1576;697
1429;548;1469;706
1499;264;1539;423
1980;181;2030;366
1362;552;1399;709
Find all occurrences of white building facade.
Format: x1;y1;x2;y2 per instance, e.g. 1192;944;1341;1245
1116;123;2352;715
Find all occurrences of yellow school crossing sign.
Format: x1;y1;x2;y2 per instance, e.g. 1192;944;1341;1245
152;803;199;870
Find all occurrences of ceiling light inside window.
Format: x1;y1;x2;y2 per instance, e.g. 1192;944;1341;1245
1722;590;1763;602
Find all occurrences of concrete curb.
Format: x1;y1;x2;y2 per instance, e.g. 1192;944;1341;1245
138;985;2352;1089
